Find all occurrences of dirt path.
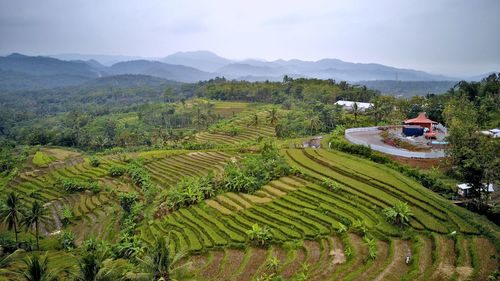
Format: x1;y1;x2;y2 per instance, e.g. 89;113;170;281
374;239;410;281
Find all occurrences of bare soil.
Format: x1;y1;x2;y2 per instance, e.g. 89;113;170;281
189;254;208;274
235;248;267;281
456;238;473;281
304;240;321;266
336;234;367;280
374;239;410;281
199;251;225;278
281;248;306;279
430;236;456;280
474;237;499;281
389;155;450;170
416;236;433;279
310;236;343;281
217;249;245;280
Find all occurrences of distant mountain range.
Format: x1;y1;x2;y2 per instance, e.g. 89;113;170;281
0;51;495;92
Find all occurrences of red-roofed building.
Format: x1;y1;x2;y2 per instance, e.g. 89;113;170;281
404;112;437;130
403;112;438;139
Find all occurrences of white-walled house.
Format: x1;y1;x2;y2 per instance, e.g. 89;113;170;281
334;100;373;111
457;183;495;197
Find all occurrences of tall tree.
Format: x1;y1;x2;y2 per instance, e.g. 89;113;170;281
308;116;321;135
352;102;359;122
22;201;50;250
0;192;23;248
443;97;499;208
130;236;192;281
267;108;279;126
249;113;259;127
75;239;119;281
163;88;175;103
22;253;57;281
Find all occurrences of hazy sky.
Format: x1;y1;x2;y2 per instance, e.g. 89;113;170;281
0;0;499;76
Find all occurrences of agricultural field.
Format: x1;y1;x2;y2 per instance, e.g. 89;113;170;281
2;139;497;280
0;102;499;280
133;148;498;280
195;107;277;146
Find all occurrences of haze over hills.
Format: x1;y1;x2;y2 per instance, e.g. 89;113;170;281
0;51;495;93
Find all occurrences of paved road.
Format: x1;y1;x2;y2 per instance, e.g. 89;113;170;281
344;127;445;159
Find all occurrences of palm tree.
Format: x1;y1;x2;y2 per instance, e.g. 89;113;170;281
352;102;359;122
0;249;24;275
129;236;192;281
383;201;413;227
75;242;118;281
267;108;279;126
22;253;57;281
1;192;23;248
22;201;50;250
249;113;259;127
308;116;321;135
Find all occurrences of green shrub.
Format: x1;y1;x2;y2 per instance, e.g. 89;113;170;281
352;219;368;235
88;181;101;194
54;178;100;193
59;205;74;226
109;165;126;177
336;222;348;234
126;161;158;192
221;141;291;193
246;223;272;247
321;178;342;191
32;151;55;167
59;230;75;251
89;157;100;167
384;201;413;227
119;192;139;213
363;236;377;260
161;141;291;211
164;174;216;211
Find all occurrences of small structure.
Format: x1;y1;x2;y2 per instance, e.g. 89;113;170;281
334;100;373;111
457;183;495;197
402;125;424;137
303;136;322;149
480;128;500;138
403;112;438;139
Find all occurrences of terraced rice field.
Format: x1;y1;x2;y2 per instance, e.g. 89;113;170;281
4;154;126;237
137;147;498;280
195;110;276;145
2;145;498;280
144;151;236;188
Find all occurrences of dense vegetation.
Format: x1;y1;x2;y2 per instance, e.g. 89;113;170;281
0;75;498;280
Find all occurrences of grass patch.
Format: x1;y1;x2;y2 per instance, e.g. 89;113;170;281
32;151;56;167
